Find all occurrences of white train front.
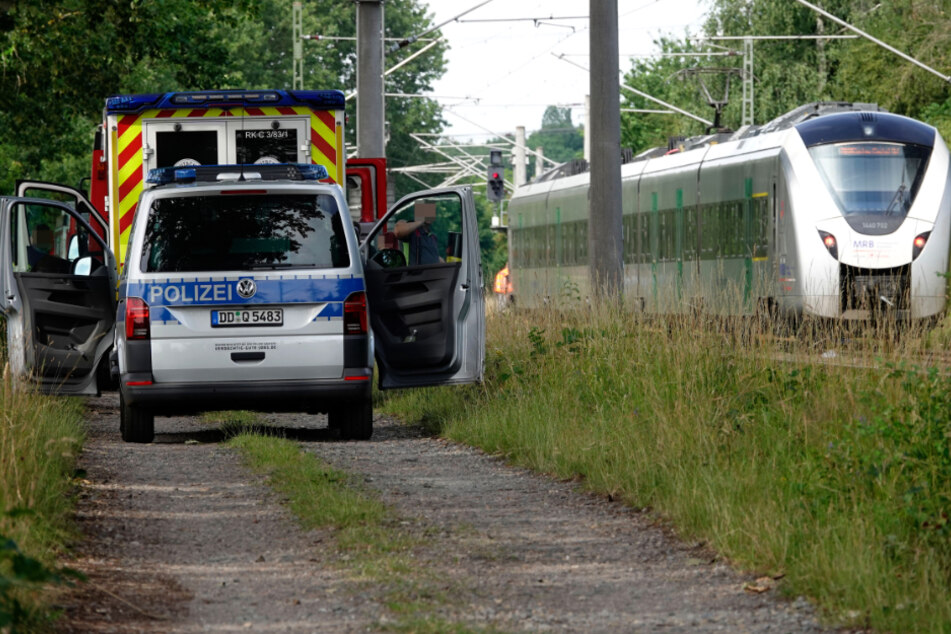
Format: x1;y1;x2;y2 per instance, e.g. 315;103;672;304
508;103;951;320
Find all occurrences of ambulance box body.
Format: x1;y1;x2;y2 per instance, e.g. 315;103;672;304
89;90;346;267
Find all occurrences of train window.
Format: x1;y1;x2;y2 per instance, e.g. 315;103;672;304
623;215;635;264
666;209;677;262
808;142;931;217
578;222;588;262
684;207;697;260
639;213;648;262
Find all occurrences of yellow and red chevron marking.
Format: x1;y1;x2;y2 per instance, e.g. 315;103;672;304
112;106;341;265
115;113;144;265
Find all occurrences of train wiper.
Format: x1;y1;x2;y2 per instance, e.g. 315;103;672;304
885;182;907;216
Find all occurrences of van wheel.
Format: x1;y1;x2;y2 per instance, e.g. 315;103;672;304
120;391;154;443
329;398;373;441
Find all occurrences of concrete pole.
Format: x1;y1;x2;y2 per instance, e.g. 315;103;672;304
514;126;527;188
292;2;303;90
584;94;591;162
356;0;385;158
588;0;623;300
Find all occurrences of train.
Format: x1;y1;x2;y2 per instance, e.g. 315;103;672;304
506;102;951;321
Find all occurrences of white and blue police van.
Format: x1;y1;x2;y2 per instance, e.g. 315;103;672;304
0;165;484;442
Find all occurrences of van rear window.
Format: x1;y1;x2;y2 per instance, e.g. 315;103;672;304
142;193;350;272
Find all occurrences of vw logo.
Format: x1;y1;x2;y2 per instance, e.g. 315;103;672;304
236;279;256;299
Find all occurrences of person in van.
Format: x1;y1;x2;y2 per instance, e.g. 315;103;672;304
393;202;442;265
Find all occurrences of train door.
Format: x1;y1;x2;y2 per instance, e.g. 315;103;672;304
362;186;485;389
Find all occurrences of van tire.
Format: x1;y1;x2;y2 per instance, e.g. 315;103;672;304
329;398;373;441
120;391;155;443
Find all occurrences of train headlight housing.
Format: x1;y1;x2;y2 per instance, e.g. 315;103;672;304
818;230;838;260
912;231;931;260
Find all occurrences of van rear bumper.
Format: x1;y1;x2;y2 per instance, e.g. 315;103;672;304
121;372;372;415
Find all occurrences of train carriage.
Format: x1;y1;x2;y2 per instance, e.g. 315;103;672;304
508;102;951;321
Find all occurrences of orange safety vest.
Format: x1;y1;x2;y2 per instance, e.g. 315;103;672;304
494;266;512;294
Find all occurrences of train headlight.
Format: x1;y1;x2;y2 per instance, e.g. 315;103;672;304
912;231;931;260
818;230;838;260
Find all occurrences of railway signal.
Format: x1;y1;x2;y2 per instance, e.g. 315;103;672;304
487;149;505;202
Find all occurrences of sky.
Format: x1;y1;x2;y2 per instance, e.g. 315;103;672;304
421;0;711;139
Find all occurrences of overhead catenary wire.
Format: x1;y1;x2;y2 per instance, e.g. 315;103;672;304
553;53;713;127
440;109;560;167
387;0;495;53
455;15;587;23
347;38;443;100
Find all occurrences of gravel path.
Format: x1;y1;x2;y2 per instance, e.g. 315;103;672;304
55;393;842;633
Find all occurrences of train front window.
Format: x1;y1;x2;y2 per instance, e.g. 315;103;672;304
808;142;931;218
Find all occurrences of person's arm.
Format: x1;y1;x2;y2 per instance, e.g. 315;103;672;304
394;219;424;239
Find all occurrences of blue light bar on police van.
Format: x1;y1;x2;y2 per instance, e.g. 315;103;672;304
107;89;345;113
146;164;330;185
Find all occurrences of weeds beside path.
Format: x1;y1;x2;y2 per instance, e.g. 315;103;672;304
384;308;951;633
0;376;85;630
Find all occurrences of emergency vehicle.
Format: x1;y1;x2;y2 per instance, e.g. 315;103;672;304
0;90;484;439
83;89;373;267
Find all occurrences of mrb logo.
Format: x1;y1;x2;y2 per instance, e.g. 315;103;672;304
853;239;875;249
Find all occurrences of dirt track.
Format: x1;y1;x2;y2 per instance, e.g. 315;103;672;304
56;392;839;633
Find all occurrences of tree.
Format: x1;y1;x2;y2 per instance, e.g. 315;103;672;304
620;37;711;155
0;0;255;192
0;0;448;197
525;106;583;167
618;0;951;154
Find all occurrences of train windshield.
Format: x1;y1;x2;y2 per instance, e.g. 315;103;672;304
808;142;931;218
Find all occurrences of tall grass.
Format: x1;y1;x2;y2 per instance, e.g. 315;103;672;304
381;306;951;633
0;364;86;627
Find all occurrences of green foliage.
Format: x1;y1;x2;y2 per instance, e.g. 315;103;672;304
825;364;951;547
621;37;709;154
0;0;254;191
0;0;447;197
0;516;85;630
525;106;584;171
620;0;951;154
0;371;86;628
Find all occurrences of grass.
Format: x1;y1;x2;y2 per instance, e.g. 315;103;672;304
379;305;951;633
227;432;496;632
0;364;87;630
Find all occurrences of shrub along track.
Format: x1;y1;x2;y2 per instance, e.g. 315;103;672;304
54;392;842;632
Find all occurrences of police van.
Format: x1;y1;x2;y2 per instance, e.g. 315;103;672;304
0;165;484;442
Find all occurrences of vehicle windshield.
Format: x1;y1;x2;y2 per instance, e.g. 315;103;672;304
808;142;931;218
142;193;349;272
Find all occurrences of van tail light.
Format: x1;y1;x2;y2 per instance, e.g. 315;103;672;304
125;297;150;340
344;291;368;335
818;230;838;260
912;231;931;260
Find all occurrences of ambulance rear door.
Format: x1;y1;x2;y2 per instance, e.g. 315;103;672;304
141;117;311;171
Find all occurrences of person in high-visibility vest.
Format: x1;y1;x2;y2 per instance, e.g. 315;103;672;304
493;263;514;310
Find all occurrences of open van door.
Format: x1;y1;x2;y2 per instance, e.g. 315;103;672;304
362;186;484;389
0;191;117;395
